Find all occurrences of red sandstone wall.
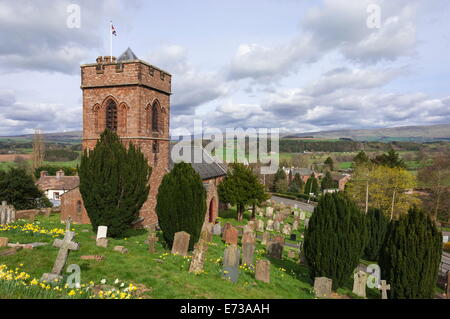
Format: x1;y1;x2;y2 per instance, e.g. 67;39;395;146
60;188;90;224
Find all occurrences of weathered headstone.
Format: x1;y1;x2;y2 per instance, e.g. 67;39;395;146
282;223;292;236
96;226;108;240
299;211;306;220
223;245;240;283
257;219;264;232
314;277;332;298
41;222;79;282
247;220;257;232
96;238;108;248
353;271;368;298
273;221;280;232
189;239;208;273
213;223;222;236
242;228;256;244
378;280;391;299
0;237;8;247
223;226;238;245
242;242;255;267
288;250;297;259
222;223;232;241
113;246;128;254
261;232;270;246
255;260;270;283
265;207;274;218
267;242;283;259
292;220;299;231
266;219;274;231
304;218;310;229
272;235;285;247
0;201;16;225
80;255;104;261
148;231;158;254
172;231;190;256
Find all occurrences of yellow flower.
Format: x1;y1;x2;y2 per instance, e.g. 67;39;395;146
68;290;76;296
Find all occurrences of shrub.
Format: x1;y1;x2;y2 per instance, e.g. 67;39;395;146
379;207;442;299
304;193;367;289
156;162;206;250
79;130;151;238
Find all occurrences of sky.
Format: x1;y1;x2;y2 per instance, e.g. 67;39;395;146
0;0;449;136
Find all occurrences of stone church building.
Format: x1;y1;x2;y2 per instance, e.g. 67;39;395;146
59;48;226;228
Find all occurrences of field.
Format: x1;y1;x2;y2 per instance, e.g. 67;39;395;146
0;212;381;299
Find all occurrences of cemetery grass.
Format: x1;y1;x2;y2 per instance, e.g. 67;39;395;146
1;214;317;299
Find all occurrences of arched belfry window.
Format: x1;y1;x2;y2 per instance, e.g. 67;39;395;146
106;99;118;132
152;101;159;132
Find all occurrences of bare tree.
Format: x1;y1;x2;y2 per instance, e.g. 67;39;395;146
32;129;45;171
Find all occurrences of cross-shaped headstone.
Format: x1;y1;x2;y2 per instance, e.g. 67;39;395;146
51;229;79;275
379;280;390;299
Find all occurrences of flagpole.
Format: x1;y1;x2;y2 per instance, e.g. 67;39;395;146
110;20;113;60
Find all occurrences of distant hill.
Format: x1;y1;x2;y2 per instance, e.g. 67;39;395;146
0;131;82;143
283;124;450;142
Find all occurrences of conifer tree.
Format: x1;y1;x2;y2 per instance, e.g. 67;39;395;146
304;193;367;289
364;208;388;261
379;207;441;299
156;162;206;250
79;130;151;238
304;174;319;195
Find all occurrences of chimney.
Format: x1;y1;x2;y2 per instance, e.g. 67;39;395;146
56;170;65;179
40;171;48;178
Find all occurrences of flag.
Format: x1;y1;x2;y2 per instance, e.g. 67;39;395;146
111;23;117;36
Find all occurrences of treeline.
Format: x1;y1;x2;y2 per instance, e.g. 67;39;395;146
44;149;79;162
279;140;429;153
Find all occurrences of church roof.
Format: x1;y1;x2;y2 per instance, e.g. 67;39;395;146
117;47;138;62
169;145;228;180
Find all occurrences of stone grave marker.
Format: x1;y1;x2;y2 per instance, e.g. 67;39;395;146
96;238;108;248
267;242;283;259
96;226;108;240
242;241;255;267
222;223;232;240
223;226;238;245
0;237;8;247
189;239;208;273
257;220;264;232
255;260;270;283
213;223;222;236
0;201;16;225
80;255;104;261
261;232;270;246
242;228;256;244
292;220;299;231
41;221;79;282
0;247;22;256
148;231;158;254
266;207;273;218
314;277;332;298
266;219;274;231
272;235;285;246
113;246;128;254
200;223;213;242
304;218;310;229
282;223;292;236
353;271;368;298
223;245;240;283
172;231;190;256
378;280;391;299
273;221;280;232
299;211;306;220
288;250;296;259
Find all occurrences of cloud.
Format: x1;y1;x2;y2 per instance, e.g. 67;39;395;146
0;0;141;74
148;45;229;115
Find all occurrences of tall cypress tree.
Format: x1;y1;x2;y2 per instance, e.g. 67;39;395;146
379;207;441;299
79;130;151;238
304;174;319;195
364;208;389;261
304;193;367;289
156;162;206;250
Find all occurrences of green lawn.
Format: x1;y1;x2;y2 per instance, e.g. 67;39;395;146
0;214;320;299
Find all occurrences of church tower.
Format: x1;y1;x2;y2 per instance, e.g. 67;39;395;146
80;48;171;227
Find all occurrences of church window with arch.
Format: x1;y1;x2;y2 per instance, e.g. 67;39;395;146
106;99;118;132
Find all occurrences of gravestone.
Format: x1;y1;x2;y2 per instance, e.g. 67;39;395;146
41;221;79;282
96;226;108;240
0;247;22;256
189;239;208;273
255;260;270;283
261;232;270;246
80;255;104;261
247;220;257;232
257;220;264;232
378;280;390;299
223;245;240;283
265;207;273;218
148;231;158;254
200;223;213;242
213;223;222;236
299;211;306;220
294;211;299;218
96;238;108;248
0;201;16;225
314;277;332;298
282;224;292;236
223;226;238;245
272;235;285;247
172;231;190;256
222;223;232;241
273;221;280;232
353;271;368;298
113;246;128;254
0;237;8;247
242;228;256;244
242;242;255;267
267;242;283;259
266;219;274;231
292;220;299;231
288;250;296;259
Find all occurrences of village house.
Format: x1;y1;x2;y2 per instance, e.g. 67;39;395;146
330;173;351;191
285;167;320;184
35;170;79;206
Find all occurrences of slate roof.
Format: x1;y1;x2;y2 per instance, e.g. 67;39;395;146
117;47;138;62
36;176;80;191
169;145;228;180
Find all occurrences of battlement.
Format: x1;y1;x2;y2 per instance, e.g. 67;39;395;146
81;52;171;95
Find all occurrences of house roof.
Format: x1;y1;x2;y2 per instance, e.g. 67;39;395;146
117;47;139;62
290;168;314;176
36;176;80;191
331;173;349;181
169;145;228;180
